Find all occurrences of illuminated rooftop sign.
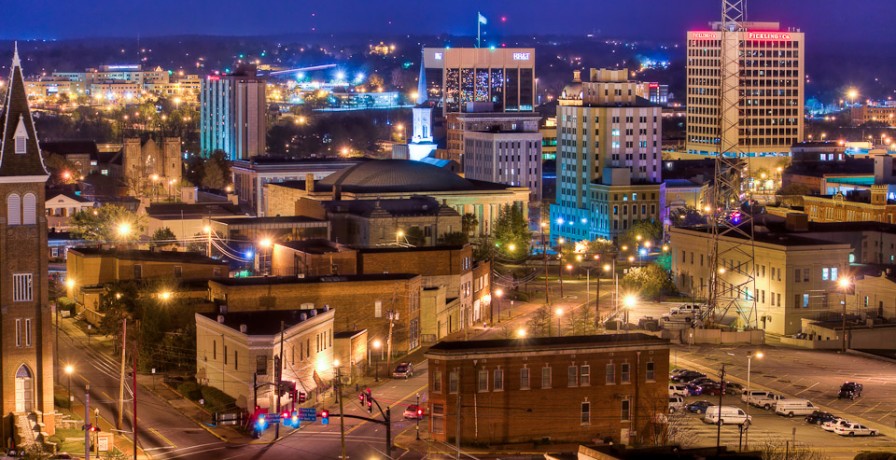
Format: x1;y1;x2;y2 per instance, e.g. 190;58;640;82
691;32;719;39
512;52;530;61
105;65;140;70
747;32;792;40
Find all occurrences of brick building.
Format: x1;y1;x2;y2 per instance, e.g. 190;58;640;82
0;47;57;440
424;334;669;446
208;274;422;357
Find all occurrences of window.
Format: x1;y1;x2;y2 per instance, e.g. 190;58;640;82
520;368;530;390
541;366;552;389
256;356;267;375
15;319;21;347
174;266;183;278
234;351;238;369
478;369;488;392
433;370;442;393
374;300;382;318
822;267;830;281
494;369;504;391
802;293;809;308
580;365;590;386
567;365;578;387
581;402;591;425
134;265;143;280
794;268;800;282
7;193;20;226
646;361;655;381
621;399;631;421
224;345;228;365
621;363;631;384
212;340;216;360
605;363;615;384
15;136;25;154
13;274;32;302
432;404;445;434
22;193;35;225
449;370;459;394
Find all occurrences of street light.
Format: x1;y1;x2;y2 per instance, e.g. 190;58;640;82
372;339;382;382
516;328;527;338
555;307;564;336
746;351;763;395
623;294;637;331
258;238;273;275
495;288;504;321
838;276;852;352
65;364;74;408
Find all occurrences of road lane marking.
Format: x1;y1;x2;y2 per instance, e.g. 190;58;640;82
861;402;882;415
877;410;894;421
794;382;818;396
149;427;177;448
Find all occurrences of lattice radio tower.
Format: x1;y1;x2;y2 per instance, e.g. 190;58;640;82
706;0;758;329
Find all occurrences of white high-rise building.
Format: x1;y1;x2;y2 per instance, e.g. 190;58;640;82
686;22;804;157
200;65;266;161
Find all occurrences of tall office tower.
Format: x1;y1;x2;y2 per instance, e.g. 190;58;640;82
550;69;663;243
0;46;56;443
200;65;266;161
686;22;804;157
421;48;536;164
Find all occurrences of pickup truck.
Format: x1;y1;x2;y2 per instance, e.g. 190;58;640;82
742;390;786;410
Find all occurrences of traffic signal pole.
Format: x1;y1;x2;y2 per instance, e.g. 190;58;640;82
85;384;90;460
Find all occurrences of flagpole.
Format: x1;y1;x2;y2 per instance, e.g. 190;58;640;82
477;11;481;48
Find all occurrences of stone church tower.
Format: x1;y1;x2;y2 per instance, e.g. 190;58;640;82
0;45;55;443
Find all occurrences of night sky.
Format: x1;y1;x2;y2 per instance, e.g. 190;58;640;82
1;0;892;43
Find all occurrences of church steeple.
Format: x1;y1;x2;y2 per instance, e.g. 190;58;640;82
0;44;49;178
416;48;427;105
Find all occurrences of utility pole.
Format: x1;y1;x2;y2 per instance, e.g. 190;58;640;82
717;364;726;456
274;321;285;440
337;365;346;459
386;310;397;376
85;384;90;460
133;320;139;460
542;224;550;305
415;393;421;440
455;393;462;460
117;319;127;430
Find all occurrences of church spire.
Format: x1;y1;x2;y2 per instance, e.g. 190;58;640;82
416;48;427;105
0;44;49;178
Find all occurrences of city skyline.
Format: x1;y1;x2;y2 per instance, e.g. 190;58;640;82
0;0;893;43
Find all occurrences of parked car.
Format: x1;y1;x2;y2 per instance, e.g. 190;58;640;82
725;382;745;395
833;422;878;437
704;406;751;425
805;410;837;425
670;304;704;316
669;384;689;397
822;418;850;432
701;383;726;396
671;371;706;383
838;382;863;400
685;400;715;414
403;404;424;420
685;383;704;396
392;362;414;379
742;390;785;410
669;395;685;413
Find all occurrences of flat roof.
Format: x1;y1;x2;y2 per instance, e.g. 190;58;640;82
212;216;327;226
211;273;418;286
199;308;331;336
426;333;667;355
69;248;228;265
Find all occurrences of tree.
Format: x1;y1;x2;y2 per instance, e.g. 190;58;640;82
492;203;531;260
618;219;662;250
439;231;468;246
621;264;676;301
462;213;479;237
151;227;178;249
405;227;425;246
201;150;231;191
70;204;145;243
526;305;553;337
43;153;79;186
669;207;707;227
776;183;812;196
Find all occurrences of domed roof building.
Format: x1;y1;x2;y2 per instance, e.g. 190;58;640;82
265;159;530;236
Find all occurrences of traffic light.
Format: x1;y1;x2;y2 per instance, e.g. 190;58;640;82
321;409;329;425
89;425;101;432
367;398;373;413
416;407;423;418
359;392;366;404
298;391;307;403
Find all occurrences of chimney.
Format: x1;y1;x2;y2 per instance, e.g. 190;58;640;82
239;324;247;333
216;315;225;323
305;173;315;193
572;70;581;83
784;212;809;232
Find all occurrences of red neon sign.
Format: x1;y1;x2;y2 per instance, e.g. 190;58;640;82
746;32;792;40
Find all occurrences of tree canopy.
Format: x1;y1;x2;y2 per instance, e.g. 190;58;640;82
70;204;145;242
621;264;677;301
618;219;662;250
491;203;531;260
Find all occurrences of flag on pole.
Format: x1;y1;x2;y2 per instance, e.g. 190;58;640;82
478;12;488;25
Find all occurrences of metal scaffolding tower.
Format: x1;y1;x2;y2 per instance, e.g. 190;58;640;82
706;0;758;328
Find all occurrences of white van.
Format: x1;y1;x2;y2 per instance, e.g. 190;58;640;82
669;395;685;413
669;384;688;397
704;406;752;425
774;399;816;417
670;304;704;316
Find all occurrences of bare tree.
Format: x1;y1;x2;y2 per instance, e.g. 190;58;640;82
757;440;827;460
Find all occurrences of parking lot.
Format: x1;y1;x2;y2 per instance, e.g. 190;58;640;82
672;345;896;458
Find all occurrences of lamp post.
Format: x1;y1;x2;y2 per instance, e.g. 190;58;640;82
259;237;272;275
372;339;382;382
541;222;550;305
623;294;637;332
746;351;763;395
334;360;347;460
65;364;74;409
94;408;100;454
495;289;504;321
838;276;852;352
555;307;564;336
